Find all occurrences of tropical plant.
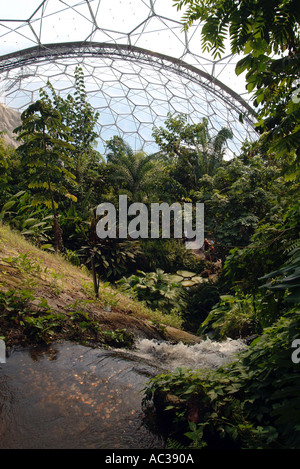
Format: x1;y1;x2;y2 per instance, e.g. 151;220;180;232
153;113;233;193
218;170;300;301
14;98;76;251
195;153;285;260
181;282;221;332
106;136;157;201
117;268;186;314
260;240;300;304
199;292;260;339
80;216;142;295
137;238;207;274
0;134;9;187
143;308;300;449
174;0;300;173
0;289;65;344
0;191;53;247
43;66;104;206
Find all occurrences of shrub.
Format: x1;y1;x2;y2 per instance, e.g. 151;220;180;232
198;293;260;339
117;268;186;315
181;283;220;333
137;239;207;274
143;308;300;449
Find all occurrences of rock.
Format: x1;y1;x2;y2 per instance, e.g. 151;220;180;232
0;103;21;148
243;334;259;345
95;311;164;340
164;326;201;344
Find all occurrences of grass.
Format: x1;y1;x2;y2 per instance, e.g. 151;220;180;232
0;223;183;347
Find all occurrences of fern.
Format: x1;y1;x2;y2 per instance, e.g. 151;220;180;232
166;438;187;449
260;240;300;303
284;239;300;262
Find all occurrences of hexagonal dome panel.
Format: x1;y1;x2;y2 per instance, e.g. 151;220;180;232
0;0;257;156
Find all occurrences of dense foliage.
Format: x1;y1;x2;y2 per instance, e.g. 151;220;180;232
0;0;299;446
143;308;300;449
174;0;300;171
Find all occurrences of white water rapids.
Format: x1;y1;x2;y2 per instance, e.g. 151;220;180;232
118;337;247;372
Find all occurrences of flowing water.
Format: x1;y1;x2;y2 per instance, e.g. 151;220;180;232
0;337;246;449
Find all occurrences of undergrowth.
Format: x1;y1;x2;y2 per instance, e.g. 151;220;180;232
143;308;300;449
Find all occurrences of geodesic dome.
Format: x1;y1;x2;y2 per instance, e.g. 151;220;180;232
0;0;257;156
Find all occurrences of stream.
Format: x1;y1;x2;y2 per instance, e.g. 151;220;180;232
0;337;246;449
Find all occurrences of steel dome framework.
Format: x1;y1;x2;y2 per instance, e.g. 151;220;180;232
0;0;257;156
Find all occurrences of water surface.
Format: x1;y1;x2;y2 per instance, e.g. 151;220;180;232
0;342;163;449
0;338;246;449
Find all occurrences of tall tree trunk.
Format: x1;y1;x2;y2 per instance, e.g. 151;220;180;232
52;216;64;253
47;173;64;252
90;217;99;298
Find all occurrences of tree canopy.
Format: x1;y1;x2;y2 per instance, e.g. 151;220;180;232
174;0;300;173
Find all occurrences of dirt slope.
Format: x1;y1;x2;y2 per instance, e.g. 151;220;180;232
0;224;201;346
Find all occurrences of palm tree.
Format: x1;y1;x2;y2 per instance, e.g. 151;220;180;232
199;124;234;176
106;136;157;201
